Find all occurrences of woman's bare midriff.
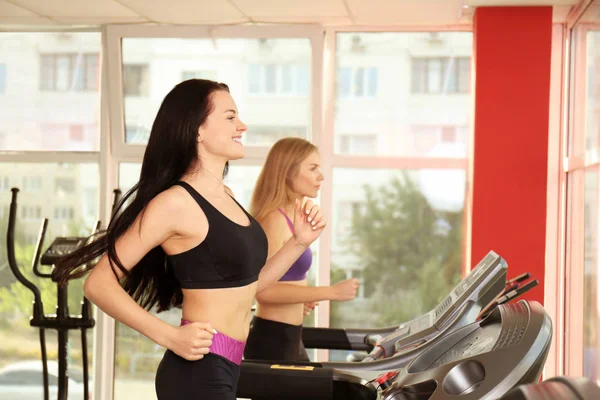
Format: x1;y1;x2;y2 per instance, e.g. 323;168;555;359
181;283;257;341
255;279;307;326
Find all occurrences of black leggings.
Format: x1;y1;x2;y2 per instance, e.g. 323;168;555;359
244;316;310;362
155;350;240;400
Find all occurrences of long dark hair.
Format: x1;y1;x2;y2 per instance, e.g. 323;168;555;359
52;79;230;312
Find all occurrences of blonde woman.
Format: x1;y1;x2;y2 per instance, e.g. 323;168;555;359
244;137;359;362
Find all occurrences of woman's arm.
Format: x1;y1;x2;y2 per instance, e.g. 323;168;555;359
257;282;331;304
256;237;309;293
256;279;360;304
256;200;324;293
83;188;214;360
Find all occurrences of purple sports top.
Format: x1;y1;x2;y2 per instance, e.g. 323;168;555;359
277;208;312;281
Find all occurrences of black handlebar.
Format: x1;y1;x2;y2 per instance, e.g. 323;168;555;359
32;219;50;278
7;188;44;320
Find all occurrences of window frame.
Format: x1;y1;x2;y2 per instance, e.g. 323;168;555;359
563;19;600;380
104;24;325;161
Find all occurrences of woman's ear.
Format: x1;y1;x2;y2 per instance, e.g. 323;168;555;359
197;127;204;143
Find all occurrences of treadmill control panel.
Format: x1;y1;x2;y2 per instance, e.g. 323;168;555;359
433;251;505;327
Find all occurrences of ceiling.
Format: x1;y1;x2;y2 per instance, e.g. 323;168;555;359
0;0;586;28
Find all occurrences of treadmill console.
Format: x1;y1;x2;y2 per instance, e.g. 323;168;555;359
392;251;505;344
383;251;506;357
433;251;506;329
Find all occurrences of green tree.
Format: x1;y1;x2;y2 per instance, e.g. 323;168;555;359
331;173;463;327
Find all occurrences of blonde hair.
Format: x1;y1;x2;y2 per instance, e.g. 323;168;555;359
250;137;318;223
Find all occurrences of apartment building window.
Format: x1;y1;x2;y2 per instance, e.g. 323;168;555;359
22;176;42;191
54;207;74;220
40;53;99;91
55;177;76;193
0;64;6;94
21;206;41;220
0;176;9;191
181;70;217;81
412;125;465;156
411;57;470;94
123;64;149;96
246;125;307;146
337;67;378;97
339;134;377;155
247;63;309;95
125;125;151;143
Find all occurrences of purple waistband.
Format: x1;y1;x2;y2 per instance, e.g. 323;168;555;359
180;319;246;365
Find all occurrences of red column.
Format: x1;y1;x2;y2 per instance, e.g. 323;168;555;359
470;7;552;306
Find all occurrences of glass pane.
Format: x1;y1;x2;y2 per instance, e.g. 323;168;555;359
584;167;599;382
0;33;101;151
121;38;312;147
335;32;472;157
113;163;269;399
0;64;6;94
0;162;99;395
329;168;465;361
586;31;600;152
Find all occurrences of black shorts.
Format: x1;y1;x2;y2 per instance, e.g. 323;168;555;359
244;316;310;362
155;350;240;400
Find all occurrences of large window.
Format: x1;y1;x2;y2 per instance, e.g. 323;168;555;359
334;32;472;158
586;31;600;152
0;33;101;151
0;163;99;397
121;38;312;147
0;64;6;94
328;168;465;360
584;168;599;382
583;29;600;383
329;31;470;362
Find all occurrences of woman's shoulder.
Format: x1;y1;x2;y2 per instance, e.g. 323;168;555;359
260;208;291;234
145;185;195;220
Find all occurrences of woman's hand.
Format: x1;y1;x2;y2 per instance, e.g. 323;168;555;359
166;322;216;361
292;199;326;247
330;278;360;301
303;301;318;316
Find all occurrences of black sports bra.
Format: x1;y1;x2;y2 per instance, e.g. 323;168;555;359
166;181;268;289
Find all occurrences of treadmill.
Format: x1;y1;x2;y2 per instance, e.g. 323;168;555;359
303;250;510;361
257;250;517;372
238;299;553;400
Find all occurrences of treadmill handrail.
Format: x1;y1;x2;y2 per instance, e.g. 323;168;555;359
302;326;398;350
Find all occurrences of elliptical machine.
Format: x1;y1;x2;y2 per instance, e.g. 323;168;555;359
6;187;121;400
